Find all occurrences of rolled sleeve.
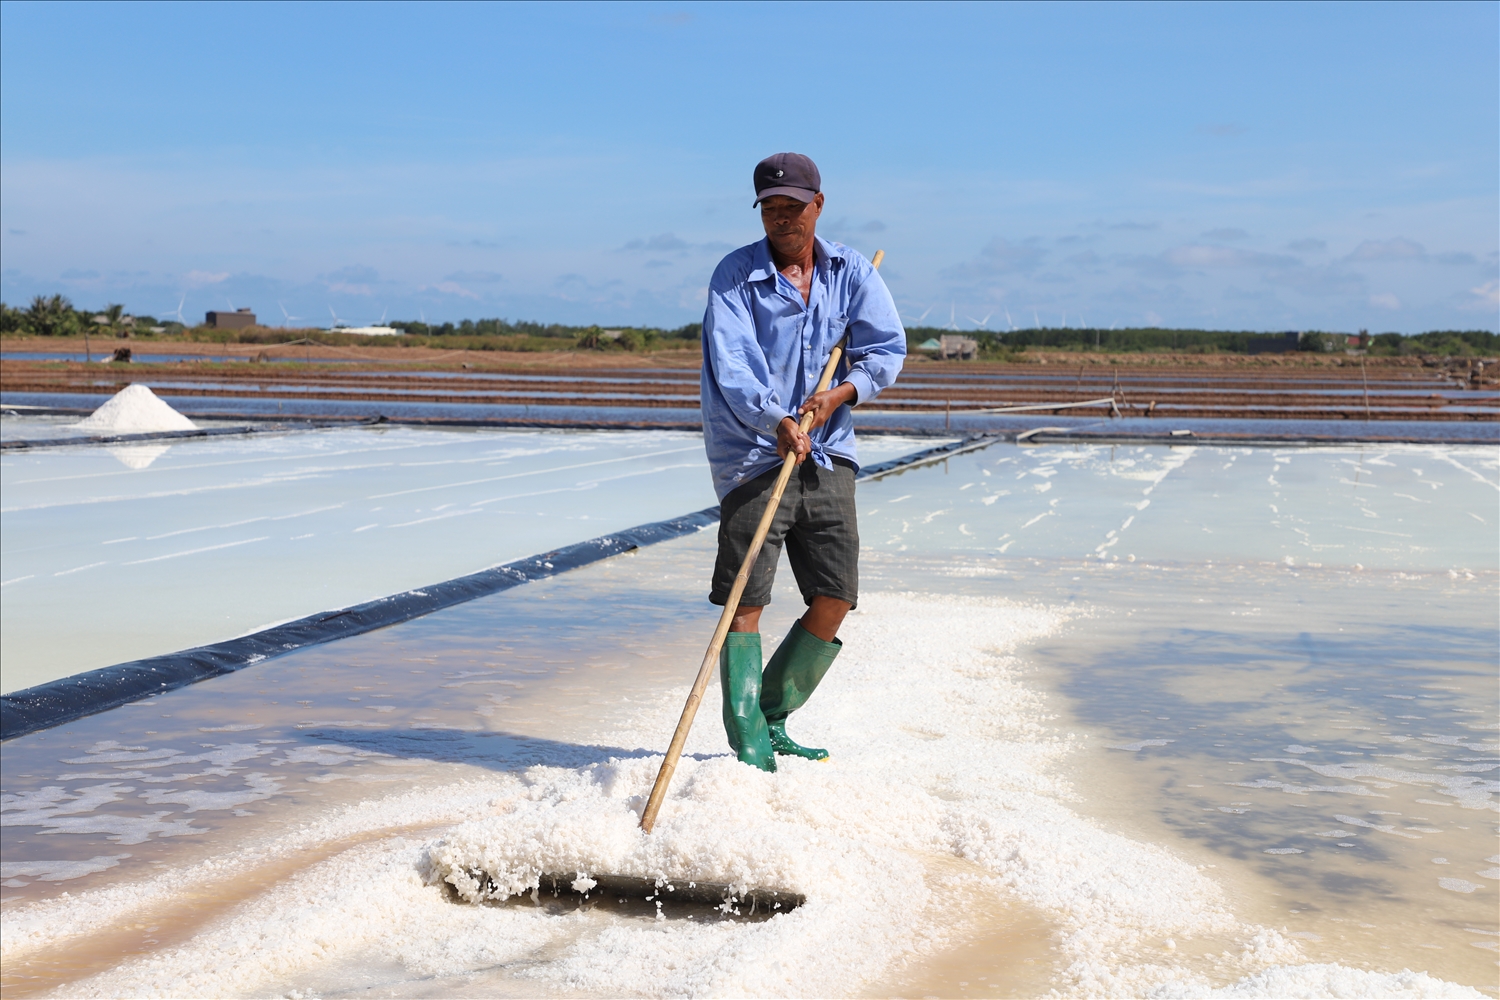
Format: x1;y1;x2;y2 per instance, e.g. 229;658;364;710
842;366;877;404
842;264;906;404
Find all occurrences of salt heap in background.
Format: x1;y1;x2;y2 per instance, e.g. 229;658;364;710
72;384;196;434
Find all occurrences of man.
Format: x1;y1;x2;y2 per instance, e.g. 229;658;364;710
700;152;906;771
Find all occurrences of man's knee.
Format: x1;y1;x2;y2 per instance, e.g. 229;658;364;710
801;596;851;642
730;604;764;633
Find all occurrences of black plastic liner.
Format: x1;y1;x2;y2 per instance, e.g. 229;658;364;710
0;509;719;741
0;423;327;450
0;437;988;741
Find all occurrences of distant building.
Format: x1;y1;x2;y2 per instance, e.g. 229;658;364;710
939;334;979;360
1247;331;1300;355
206;308;257;329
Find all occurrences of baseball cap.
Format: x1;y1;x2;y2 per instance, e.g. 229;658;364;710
753;152;821;206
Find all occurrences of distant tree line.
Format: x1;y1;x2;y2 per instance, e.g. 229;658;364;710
3;295;1493;357
0;295;173;338
389;318;702;352
904;325;1498;358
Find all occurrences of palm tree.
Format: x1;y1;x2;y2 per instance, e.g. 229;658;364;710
25;295;78;338
99;303;128;338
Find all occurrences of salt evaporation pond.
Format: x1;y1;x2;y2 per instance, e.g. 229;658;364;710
0;429;1494;998
0;419;930;693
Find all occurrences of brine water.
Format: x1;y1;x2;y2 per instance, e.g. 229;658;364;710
1;425;1494;998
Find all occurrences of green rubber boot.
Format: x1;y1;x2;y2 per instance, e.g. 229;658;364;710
720;632;776;772
760;620;841;761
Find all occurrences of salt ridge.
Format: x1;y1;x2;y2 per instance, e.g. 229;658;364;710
8;593;1484;998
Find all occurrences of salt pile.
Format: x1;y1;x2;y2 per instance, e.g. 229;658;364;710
72;384;196;434
3;593;1484;998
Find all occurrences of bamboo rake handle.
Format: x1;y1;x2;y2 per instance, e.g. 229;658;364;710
639;249;884;833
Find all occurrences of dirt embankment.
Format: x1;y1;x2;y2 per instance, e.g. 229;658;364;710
4;335;1495;378
4;344;1496;423
0;336;705;370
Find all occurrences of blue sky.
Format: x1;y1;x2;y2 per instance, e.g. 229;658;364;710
1;1;1495;332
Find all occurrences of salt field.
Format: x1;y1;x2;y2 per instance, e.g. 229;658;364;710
1;426;1495;998
0;418;933;693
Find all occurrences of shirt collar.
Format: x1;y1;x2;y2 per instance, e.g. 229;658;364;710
746;235;849;282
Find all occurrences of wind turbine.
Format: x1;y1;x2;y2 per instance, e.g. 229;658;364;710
947;303;959;331
278;301;302;328
1004;309;1016;331
966;312;994;328
377;307;388;326
167;294;186;325
1033;309;1041;329
328;305;346;329
902;303;935;325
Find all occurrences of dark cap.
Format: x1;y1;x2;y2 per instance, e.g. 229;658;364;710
753;152;821;206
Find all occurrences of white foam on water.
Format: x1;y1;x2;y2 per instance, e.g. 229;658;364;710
71;384;196;434
0;854;129;883
7;594;1483;998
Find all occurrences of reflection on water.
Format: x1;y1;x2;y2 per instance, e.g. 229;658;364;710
104;444;171;469
1036;565;1499;986
854;442;1498;992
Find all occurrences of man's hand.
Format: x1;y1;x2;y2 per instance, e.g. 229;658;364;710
798;381;857;431
776;416;812;464
776;382;856;464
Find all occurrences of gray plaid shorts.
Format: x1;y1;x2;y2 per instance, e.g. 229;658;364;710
710;457;859;609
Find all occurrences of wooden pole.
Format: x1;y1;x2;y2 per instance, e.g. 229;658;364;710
639;249;884;833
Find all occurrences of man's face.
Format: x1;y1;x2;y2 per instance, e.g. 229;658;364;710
760;193;824;255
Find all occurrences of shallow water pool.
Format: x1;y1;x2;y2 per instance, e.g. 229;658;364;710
0;420;928;692
0;438;1494;998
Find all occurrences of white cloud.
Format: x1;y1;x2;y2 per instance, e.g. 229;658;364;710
1263;264;1365;298
185;270;229;286
1369;292;1402;310
1347;238;1425;262
619;233;690;253
1165;245;1296;269
1468;279;1499;308
944;237;1046;279
423;281;479;300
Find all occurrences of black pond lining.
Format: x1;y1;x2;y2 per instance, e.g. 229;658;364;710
0;419;369;450
0;436;990;741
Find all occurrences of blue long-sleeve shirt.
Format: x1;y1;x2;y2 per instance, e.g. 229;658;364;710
700;236;906;500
